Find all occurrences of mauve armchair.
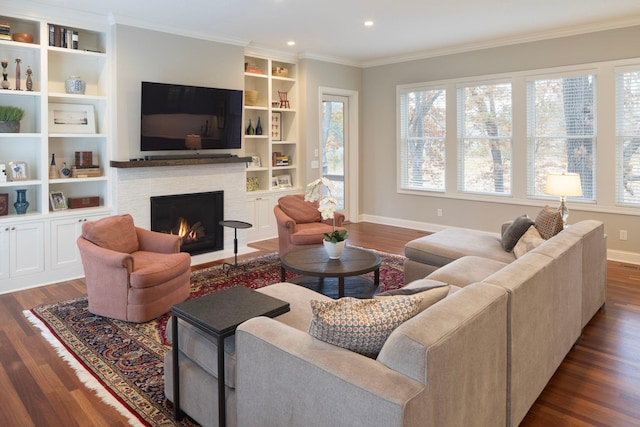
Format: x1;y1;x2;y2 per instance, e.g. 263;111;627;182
77;214;191;323
274;194;346;256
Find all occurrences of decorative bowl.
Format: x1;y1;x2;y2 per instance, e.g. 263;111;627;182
12;33;34;43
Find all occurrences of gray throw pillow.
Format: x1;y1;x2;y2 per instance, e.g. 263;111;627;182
501;215;535;252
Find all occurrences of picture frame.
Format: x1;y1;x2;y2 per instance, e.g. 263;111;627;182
277;174;292;188
271;176;280;189
271;112;282;141
250;155;261;168
8;161;28;181
48;103;96;134
49;190;67;211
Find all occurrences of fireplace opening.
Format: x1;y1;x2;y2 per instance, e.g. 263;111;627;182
150;191;224;255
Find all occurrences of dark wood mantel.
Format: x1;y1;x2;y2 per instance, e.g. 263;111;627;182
110;156;252;168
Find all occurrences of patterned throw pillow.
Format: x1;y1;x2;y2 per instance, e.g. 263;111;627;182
534;205;563;239
513;225;545;258
308;296;422;358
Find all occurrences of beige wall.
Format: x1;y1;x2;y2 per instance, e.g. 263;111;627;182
298;58;362;185
112;25;244;161
361;26;640;259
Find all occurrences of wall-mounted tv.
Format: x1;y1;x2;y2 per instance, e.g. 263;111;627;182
140;81;242;151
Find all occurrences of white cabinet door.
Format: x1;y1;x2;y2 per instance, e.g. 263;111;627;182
0;226;9;280
247;194;276;242
50;214;108;271
10;221;44;277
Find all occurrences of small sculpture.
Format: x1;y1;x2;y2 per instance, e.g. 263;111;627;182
1;59;8;90
15;57;21;91
278;90;290;109
26;66;33;91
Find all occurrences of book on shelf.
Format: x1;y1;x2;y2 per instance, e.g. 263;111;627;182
0;34;11;41
48;24;80;49
71;165;101;178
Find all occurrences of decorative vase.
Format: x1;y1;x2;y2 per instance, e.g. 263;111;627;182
255;116;263;135
14;189;29;214
49;153;58;179
323;239;346;259
65;76;86;94
246;119;255;135
0;121;20;133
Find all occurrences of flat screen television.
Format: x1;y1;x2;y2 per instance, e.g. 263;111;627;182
140;81;242;151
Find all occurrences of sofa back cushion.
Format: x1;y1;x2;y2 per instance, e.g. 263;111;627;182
82;213;140;254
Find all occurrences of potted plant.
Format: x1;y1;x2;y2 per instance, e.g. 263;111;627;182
0;106;25;133
305;177;348;258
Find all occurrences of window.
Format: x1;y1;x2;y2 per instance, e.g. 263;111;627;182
398;87;446;192
616;69;640;206
457;82;512;194
527;74;596;200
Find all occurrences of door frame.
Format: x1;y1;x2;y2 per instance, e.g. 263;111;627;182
318;87;359;222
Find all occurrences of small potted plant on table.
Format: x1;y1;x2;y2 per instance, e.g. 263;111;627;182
0;106;25;133
305;177;348;259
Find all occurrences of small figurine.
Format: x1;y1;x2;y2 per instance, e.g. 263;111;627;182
15;57;21;91
1;59;8;90
26;66;33;91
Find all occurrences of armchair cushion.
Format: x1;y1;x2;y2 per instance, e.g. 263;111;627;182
82;213;139;254
278;194;321;223
130;251;192;288
309;296;423;358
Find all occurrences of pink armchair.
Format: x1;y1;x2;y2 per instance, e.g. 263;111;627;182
77;214;191;323
274;194;346;256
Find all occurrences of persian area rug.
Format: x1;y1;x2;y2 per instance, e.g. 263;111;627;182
24;250;405;427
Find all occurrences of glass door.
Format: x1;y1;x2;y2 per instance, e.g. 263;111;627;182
321;94;349;215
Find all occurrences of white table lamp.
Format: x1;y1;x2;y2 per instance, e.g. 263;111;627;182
544;172;583;227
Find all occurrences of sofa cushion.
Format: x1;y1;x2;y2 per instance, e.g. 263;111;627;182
501;215;535;252
278;194;322;223
405;228;515;269
82;213;140;253
514;226;545;258
308;296;422;358
376;281;450;312
535;206;563;239
427;256;509;287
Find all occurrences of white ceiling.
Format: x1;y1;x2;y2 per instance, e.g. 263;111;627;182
28;0;640;66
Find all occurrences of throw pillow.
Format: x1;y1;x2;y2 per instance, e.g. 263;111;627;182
375;283;450;313
535;205;563;239
501;215;535;252
308;296;422;358
513;225;545;258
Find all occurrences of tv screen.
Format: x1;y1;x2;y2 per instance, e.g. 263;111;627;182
140;81;242;151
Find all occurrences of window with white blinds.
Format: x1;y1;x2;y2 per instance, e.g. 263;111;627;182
398;87;446;192
457;82;512;195
527;75;596;200
616;70;640;206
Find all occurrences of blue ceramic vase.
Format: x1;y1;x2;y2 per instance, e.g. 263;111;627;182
14;189;29;214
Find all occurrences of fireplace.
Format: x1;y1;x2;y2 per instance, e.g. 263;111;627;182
150;191;224;255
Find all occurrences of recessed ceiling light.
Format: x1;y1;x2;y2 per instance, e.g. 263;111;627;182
364;20;374;27
287;41;295;46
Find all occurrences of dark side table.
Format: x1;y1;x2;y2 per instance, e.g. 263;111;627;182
171;286;289;426
219;220;252;275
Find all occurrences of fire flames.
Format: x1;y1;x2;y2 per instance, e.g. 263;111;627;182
171;217;204;243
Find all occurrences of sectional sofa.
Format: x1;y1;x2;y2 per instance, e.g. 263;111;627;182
164;219;606;427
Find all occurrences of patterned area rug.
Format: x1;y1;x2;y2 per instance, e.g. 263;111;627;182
25;250;405;427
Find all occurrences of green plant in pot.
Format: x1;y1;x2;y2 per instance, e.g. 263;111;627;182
305;177;348;258
0;106;25;133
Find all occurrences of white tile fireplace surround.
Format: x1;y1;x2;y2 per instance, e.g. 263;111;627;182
113;162;255;265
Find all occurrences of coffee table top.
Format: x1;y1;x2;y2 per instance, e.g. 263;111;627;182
171;286;289;337
281;246;381;278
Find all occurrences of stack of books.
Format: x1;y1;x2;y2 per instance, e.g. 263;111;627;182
71;165;101;178
0;22;11;41
48;24;79;49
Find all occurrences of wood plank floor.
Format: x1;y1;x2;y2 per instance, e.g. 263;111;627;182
0;222;638;426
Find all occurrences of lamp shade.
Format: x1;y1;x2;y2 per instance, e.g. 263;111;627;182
544;172;583;197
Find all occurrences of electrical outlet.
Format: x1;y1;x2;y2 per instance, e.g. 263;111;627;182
620;230;628;241
437;208;443;217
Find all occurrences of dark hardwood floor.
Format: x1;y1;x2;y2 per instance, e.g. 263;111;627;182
0;222;638;426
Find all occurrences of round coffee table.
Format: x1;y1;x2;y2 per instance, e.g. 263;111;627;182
280;246;381;298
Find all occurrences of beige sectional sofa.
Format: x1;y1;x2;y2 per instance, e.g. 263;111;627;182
404;219;607;425
164;219;605;427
